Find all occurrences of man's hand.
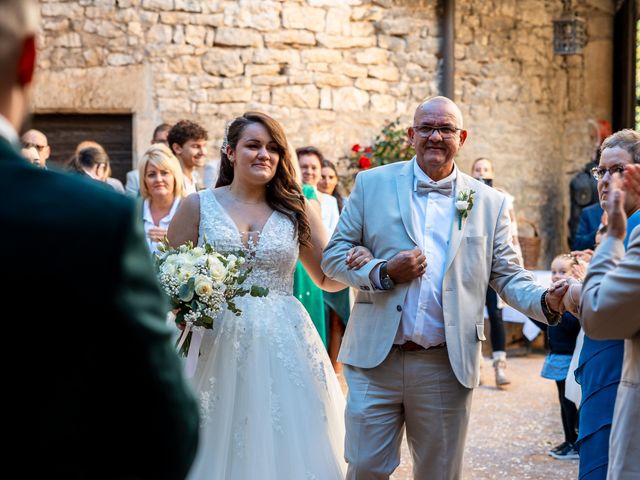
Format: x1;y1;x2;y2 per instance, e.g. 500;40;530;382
545;279;569;313
386;247;426;284
605;173;627;240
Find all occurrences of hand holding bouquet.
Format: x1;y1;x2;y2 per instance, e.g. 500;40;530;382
155;238;268;375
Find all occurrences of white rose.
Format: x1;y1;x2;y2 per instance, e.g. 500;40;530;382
178;264;197;282
194;275;214;297
455;200;469;211
160;262;177;276
165;254;179;265
209;262;226;282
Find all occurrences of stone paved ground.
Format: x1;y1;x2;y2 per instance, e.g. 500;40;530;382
341;354;579;480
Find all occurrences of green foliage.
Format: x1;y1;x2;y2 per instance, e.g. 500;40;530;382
349;119;415;171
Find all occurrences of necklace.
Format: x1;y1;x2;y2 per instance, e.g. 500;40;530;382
228;188;263;205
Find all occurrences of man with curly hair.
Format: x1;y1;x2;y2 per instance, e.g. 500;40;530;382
168;119;208;194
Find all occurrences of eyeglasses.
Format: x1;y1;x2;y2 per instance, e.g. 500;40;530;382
591;164;626;180
22;142;47;152
412;124;462;139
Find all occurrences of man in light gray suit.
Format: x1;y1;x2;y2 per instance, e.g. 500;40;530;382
322;96;567;479
578;164;640;480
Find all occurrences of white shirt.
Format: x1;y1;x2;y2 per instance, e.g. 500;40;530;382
143;197;181;254
183;170;201;195
318;190;340;236
394;163;456;348
0;114;19;146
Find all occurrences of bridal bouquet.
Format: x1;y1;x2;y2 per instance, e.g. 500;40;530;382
155;239;268;373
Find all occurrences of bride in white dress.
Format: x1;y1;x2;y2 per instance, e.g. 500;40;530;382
168;112;370;479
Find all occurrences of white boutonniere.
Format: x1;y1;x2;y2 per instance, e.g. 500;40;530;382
455;189;475;230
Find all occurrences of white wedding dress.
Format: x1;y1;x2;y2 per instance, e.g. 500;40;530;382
187;189;346;480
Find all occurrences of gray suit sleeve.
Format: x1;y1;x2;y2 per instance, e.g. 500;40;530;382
580;227;640;339
489;196;548;322
322;171;385;292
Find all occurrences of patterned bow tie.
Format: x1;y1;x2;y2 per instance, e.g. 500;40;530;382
416;180;453;197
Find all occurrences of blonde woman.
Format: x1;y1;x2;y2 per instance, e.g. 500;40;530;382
138;143;185;254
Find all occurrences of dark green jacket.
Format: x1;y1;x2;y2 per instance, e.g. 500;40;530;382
0;137;199;479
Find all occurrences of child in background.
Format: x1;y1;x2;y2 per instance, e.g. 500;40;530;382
535;254;582;460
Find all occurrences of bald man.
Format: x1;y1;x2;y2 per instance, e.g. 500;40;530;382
21;128;49;167
322;96;568;479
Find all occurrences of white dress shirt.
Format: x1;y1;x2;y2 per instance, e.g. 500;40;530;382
143;197;181;254
371;163;457;348
394;163;456;348
183;170;201;195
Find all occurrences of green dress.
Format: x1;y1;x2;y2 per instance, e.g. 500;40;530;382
293;184;327;348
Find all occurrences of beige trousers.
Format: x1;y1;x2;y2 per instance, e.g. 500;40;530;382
344;346;473;480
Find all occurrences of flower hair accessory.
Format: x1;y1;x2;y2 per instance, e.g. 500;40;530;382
220;121;231;154
455;189;475;230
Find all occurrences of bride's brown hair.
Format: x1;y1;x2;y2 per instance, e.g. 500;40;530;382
216;112;311;247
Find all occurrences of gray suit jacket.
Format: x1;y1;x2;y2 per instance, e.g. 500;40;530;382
580;226;640;480
322;159;550;388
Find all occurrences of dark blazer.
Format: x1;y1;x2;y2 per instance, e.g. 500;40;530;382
572;202;604;251
0;138;199;479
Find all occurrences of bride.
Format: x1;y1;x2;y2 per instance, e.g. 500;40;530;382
168;112;370;479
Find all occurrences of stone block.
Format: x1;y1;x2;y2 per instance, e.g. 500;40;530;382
351;6;384;22
314;73;352;87
175;0;202;12
43;18;70;32
208;87;252;103
107;53;135;66
173;25;185;44
147;24;173;43
332;86;369;111
264;30;316;46
215;27;262;47
368;65;399;82
350;21;375;37
320;87;332;109
371;93;396;112
246;64;281;76
376;18;411;36
53;32;82;48
142;0;174;10
252;48;300;65
41;2;84;17
316;33;376;49
185;25;207;45
234;1;282;31
301;48;342;63
202;49;244;77
253;76;288;86
272;85;320;108
355;47;389;64
354;77;388;93
330;63;367;78
325;7;351;35
282;5;326;32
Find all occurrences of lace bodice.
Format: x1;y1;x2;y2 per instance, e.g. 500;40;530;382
198;189;299;295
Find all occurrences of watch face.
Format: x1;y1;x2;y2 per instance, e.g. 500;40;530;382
382;276;393;289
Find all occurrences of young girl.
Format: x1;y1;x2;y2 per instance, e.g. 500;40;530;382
537;254;582;460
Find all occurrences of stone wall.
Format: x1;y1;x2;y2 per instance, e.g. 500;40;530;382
35;0;615;261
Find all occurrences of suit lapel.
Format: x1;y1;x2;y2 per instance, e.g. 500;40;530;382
396;158;419;246
444;170;469;273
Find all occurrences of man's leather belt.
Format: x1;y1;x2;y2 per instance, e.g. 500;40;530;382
394;341;446;351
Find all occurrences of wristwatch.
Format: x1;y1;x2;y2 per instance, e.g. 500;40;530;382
379;262;395;290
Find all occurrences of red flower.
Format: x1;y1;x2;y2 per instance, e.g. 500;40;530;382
364;146;373;153
359;156;372;169
352;144;361;153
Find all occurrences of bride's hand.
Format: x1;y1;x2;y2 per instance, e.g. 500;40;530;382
346;246;373;270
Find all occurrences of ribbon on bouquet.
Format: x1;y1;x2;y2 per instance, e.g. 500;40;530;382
176;323;205;379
